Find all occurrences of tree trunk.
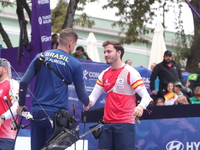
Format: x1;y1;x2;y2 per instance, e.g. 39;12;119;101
0;22;13;48
185;0;200;73
19;0;31;21
62;0;79;29
16;0;29;45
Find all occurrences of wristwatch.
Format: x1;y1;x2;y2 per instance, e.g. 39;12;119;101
0;115;5;121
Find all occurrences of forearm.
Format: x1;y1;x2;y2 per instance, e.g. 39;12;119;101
74;81;89;107
89;84;104;106
136;87;152;109
19;68;35;106
3;99;18;120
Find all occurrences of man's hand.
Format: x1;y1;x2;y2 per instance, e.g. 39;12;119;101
185;80;191;93
133;105;144;117
0;118;4;126
152;90;158;95
16;106;25;115
83;101;92;111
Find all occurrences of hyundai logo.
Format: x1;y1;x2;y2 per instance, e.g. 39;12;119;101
166;141;184;150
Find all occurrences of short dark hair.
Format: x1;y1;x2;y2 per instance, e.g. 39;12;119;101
52;34;58;38
102;40;124;59
76;46;84;52
155;97;164;104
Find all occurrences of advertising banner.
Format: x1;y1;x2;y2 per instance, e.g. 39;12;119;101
136;117;200;150
31;0;51;53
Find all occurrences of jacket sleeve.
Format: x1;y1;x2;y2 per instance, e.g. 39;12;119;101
177;64;183;82
19;68;36;106
74;81;90;107
150;65;159;91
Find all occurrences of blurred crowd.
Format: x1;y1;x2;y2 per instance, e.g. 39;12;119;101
148;50;200;106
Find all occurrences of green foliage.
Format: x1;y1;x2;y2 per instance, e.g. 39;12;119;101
173;29;193;71
0;0;13;13
51;0;96;33
103;0;156;44
51;0;68;34
102;0;196;72
171;0;194;72
74;13;95;28
0;1;14;7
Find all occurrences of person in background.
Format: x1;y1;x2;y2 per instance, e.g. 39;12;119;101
174;81;192;97
189;83;200;104
83;51;92;61
149;62;159;102
51;33;59;49
71;46;87;60
174;95;190;105
165;82;174;93
198;61;200;69
165;81;192;105
155;97;165;106
150;63;157;70
0;58;19;150
150;50;183;98
125;59;132;66
164;82;177;105
84;40;152;150
16;28;90;150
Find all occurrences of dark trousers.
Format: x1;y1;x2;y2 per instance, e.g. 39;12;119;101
98;123;135;150
31;110;55;150
0;138;14;150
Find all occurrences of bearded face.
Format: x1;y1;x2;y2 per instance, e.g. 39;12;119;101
163;55;173;64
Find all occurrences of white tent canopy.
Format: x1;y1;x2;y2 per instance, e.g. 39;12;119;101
148;23;166;69
86;32;100;62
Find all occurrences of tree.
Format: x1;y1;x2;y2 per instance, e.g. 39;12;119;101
185;0;200;73
51;0;69;33
0;1;14;48
102;0;199;73
51;0;95;33
0;0;31;48
16;0;31;46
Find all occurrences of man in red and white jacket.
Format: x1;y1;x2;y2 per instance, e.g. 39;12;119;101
84;40;152;150
0;58;19;150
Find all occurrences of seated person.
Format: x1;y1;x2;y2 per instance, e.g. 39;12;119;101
189;83;200;104
71;46;87;60
165;82;192;105
174;81;192;98
83;52;92;61
155;97;165;106
164;82;177;105
164;81;191;105
174;95;190;105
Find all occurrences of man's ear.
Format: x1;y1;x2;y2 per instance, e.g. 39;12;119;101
3;67;8;73
117;50;122;58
